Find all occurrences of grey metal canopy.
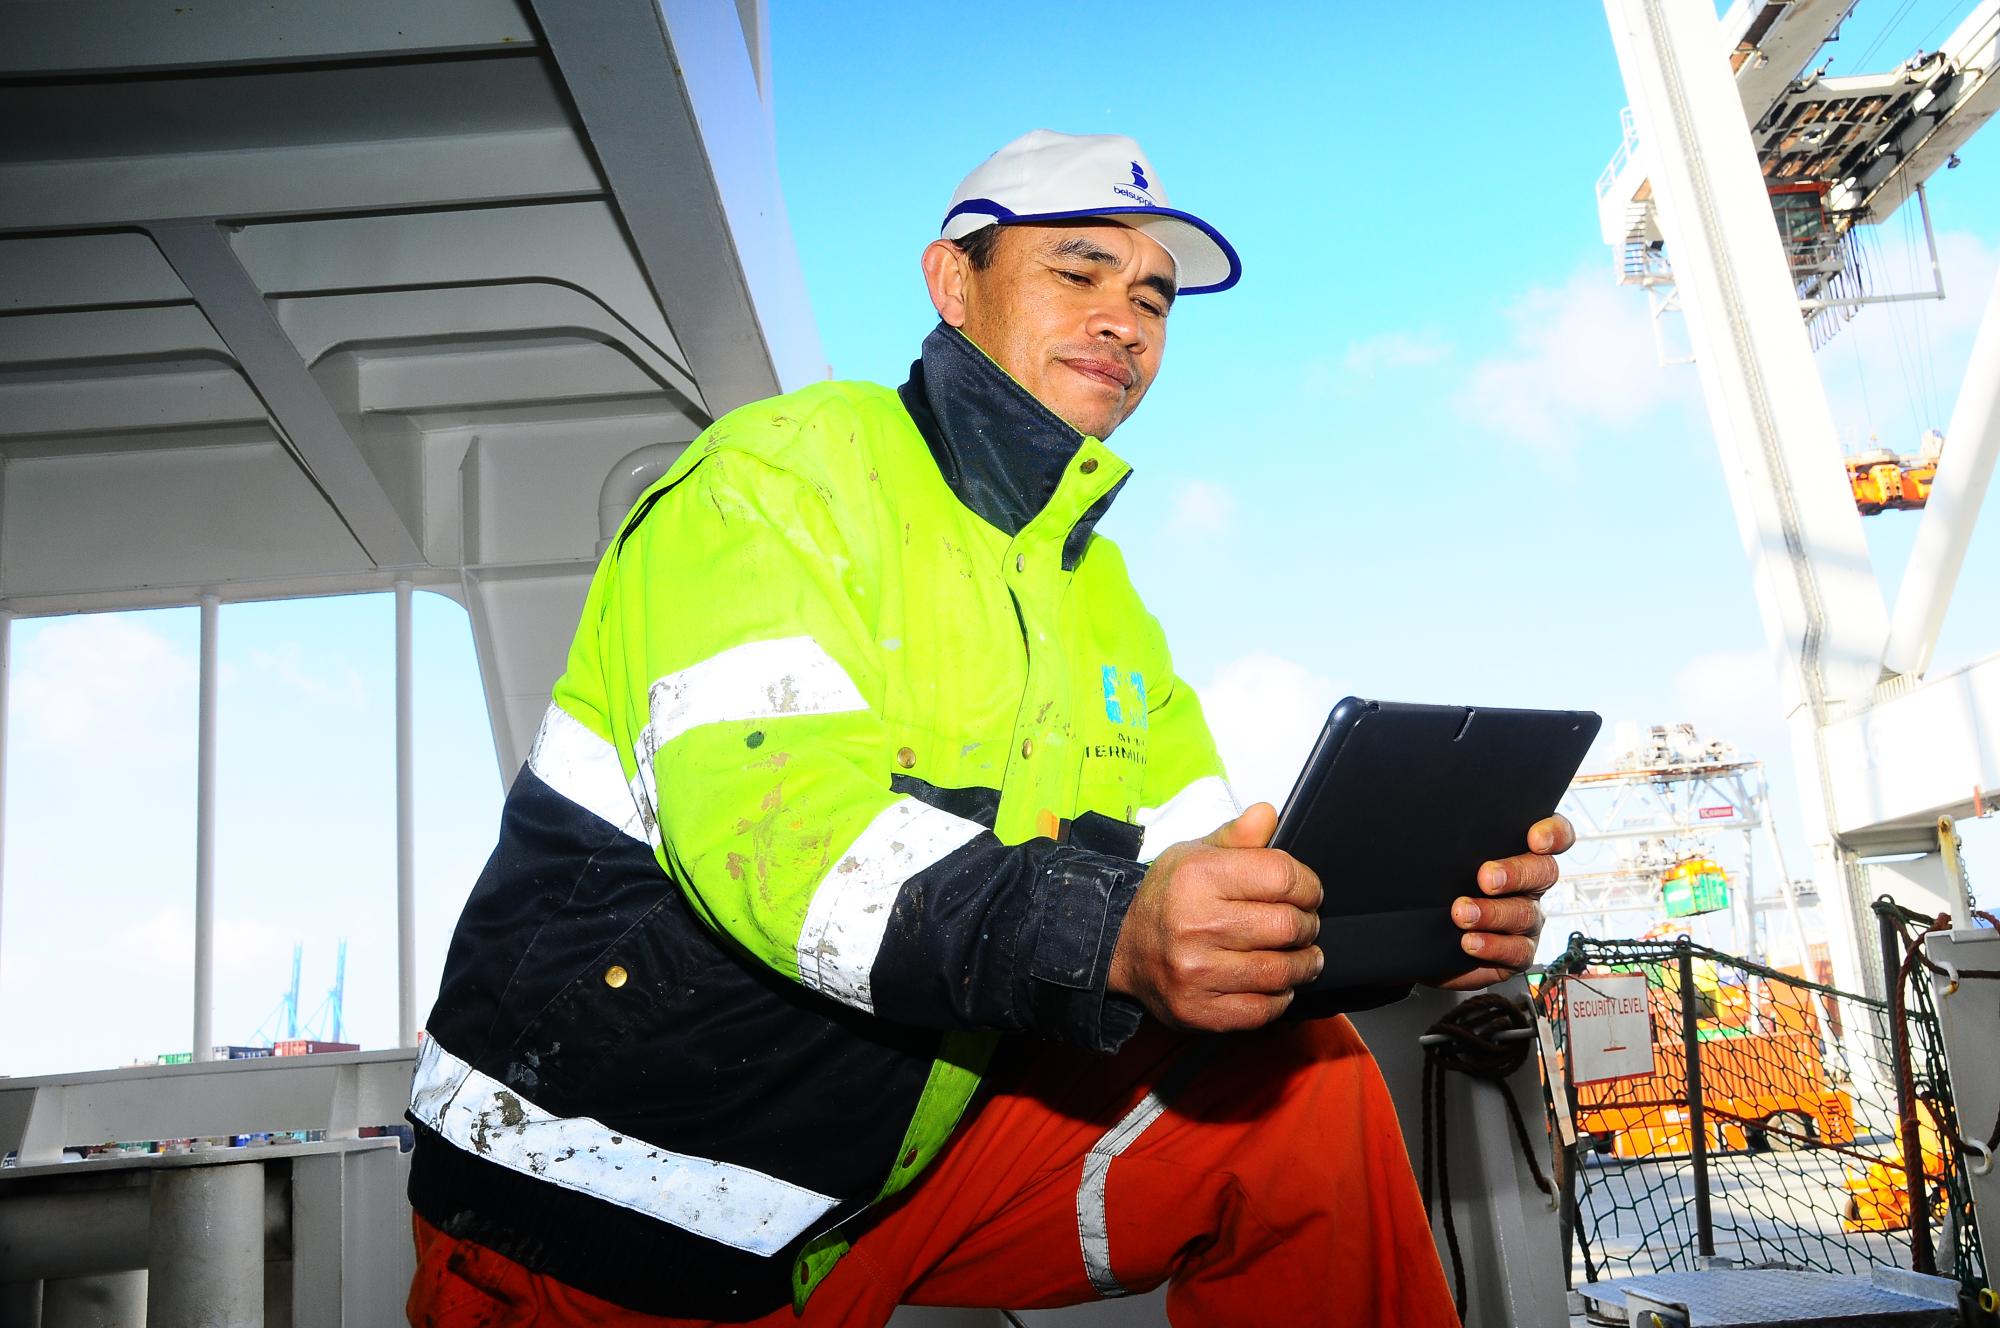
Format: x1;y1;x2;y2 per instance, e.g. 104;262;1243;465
0;0;825;775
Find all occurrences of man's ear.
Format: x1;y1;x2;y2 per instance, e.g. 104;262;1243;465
921;239;972;328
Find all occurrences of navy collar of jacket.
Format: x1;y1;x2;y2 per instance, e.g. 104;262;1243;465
898;323;1128;566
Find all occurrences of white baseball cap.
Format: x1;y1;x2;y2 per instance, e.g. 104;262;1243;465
940;129;1241;295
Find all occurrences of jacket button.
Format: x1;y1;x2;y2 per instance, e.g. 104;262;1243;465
1015;553;1025;573
1080;457;1099;474
896;746;916;769
1020;738;1034;759
603;965;629;989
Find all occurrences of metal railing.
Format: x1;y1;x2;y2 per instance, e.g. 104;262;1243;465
1598;106;1641;200
1536;932;1987;1300
0;1049;418;1325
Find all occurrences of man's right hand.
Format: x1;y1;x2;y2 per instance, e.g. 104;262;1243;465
1107;802;1324;1032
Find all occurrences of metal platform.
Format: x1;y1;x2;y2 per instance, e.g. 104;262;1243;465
1576;1266;1961;1327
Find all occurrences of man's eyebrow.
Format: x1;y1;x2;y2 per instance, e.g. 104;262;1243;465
1047;235;1123;266
1045;235;1178;307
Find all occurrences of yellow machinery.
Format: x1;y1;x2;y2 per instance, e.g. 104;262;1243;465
1847;434;1942;515
1843;1100;1946;1232
1574;975;1856;1159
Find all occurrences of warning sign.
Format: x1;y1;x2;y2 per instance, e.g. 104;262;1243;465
1564;973;1655;1085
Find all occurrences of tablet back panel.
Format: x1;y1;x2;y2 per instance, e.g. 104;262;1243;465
1275;698;1600;990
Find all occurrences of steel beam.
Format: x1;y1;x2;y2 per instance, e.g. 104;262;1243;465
526;0;824;414
0;0;537;76
1853;2;2000;221
147;221;423;568
288;1143;417;1327
1604;0;1888;705
1883;263;2000;679
0;131;601;236
44;1272;146;1328
0;1054;419;1163
396;580;417;1048
1824;649;2000;846
0;612;10;1016
1603;0;1886;1002
194;596;219;1064
0;1189;151;1282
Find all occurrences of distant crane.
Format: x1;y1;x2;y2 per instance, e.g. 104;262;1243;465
250;940;346;1046
286;943;301;1038
300;939;348;1044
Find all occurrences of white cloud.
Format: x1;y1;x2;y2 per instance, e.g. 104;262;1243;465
11;613;197;758
1669;647;1790;760
100;907;293;984
1166;479;1239;539
1455;264;1692;452
0;908;300;1074
1343;329;1453;376
1195;652;1340;809
1453;231;1998;460
247;640;367;710
1302;328;1453;395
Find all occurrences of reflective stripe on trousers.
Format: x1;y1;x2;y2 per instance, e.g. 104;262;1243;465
1074;1039;1222;1296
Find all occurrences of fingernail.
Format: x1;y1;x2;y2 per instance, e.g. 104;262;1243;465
1453;899;1478;925
1312;948;1326;976
1484;865;1507;893
1465;935;1486;955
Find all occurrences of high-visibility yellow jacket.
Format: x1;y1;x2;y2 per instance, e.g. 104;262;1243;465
409;324;1239;1317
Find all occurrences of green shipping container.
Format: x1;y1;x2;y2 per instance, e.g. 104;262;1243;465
1663;869;1730;918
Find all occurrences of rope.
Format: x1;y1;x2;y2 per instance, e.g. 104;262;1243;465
1419;994;1553;1321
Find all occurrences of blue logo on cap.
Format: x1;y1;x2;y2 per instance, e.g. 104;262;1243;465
1113;161;1157;208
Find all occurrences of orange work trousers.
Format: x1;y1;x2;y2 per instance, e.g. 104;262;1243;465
409;1014;1457;1327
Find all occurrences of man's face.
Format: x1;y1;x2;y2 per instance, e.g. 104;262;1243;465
922;221;1176;441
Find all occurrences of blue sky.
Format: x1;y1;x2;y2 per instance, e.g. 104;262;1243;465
3;2;1997;1074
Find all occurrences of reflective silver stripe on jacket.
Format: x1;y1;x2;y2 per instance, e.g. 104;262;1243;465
409;1038;839;1257
645;633;867;747
630;634;870;836
795;796;986;1011
527;702;650;843
1075;1041;1220;1296
1135;775;1240;863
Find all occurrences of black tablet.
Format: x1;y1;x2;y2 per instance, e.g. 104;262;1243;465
1273;697;1600;992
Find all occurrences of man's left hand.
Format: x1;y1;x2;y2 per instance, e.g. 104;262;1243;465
1430;814;1575;990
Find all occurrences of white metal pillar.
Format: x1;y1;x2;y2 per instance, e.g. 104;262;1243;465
0;610;11;1009
1601;0;1888;1001
1883;263;2000;678
193;595;219;1063
147;1164;263;1326
395;579;417;1047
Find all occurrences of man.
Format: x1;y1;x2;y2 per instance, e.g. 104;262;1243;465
408;129;1570;1326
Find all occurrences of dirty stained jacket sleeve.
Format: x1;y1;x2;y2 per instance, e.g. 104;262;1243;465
602;446;1145;1052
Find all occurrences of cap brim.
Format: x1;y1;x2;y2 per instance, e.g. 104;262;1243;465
941;200;1241;295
